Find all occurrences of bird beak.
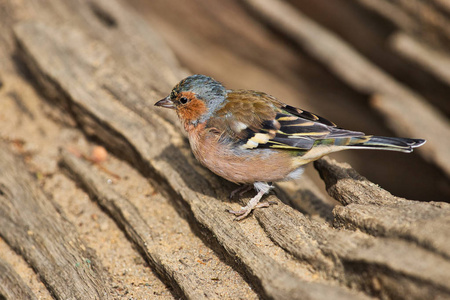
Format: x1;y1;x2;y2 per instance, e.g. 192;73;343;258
154;96;175;109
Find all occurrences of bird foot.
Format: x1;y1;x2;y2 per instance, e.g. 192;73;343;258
228;201;277;221
228;183;277;221
227;182;275;220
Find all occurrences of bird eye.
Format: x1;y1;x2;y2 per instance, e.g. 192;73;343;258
179;97;189;104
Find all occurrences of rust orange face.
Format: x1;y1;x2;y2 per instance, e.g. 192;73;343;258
176;92;207;123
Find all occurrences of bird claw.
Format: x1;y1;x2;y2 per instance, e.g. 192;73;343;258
227;208;252;221
227;201;277;221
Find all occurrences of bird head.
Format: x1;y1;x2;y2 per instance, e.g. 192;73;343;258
155;74;227;125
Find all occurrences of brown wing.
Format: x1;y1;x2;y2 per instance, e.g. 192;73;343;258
207;90;363;151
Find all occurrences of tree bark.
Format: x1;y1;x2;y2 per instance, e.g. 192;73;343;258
0;0;448;299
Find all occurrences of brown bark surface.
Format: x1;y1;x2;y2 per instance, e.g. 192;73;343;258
0;0;449;299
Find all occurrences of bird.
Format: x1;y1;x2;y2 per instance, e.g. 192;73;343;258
155;74;426;220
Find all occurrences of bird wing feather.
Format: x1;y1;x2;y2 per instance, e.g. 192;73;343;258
208;90;364;151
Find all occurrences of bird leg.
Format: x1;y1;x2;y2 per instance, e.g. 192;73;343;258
228;182;274;220
229;184;253;199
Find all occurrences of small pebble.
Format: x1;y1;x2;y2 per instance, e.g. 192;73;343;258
91;146;108;163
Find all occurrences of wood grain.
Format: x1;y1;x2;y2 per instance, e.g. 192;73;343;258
13;19;370;300
0;258;37;300
315;156;450;260
0;142;112;300
59;149;256;300
0;0;448;299
13;12;450;299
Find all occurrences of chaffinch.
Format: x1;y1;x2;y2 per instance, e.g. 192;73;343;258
155;75;426;220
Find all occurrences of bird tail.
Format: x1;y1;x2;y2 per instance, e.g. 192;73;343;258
344;136;426;153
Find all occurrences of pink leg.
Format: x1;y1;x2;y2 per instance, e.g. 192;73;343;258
228;182;275;220
229;184;253;199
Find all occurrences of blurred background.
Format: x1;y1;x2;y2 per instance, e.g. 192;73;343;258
127;0;450;202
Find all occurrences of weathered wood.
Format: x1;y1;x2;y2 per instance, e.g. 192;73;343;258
276;177;335;222
13;20;373;300
0;142;112;299
355;0;450;51
315;156;450;259
389;32;450;86
242;0;450;179
59;149;257;300
354;0;416;30
254;180;450;299
0;257;37;300
13;11;450;299
322;234;450;299
0;0;447;298
435;0;450;14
